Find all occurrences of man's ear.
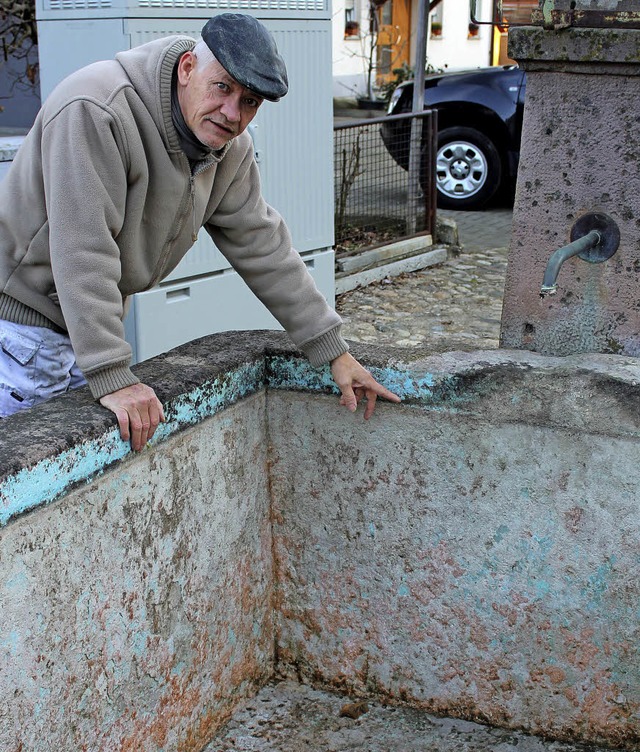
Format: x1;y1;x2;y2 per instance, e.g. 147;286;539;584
177;51;196;85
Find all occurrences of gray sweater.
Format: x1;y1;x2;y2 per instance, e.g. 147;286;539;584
0;36;347;398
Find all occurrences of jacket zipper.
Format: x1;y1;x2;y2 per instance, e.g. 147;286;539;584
190;176;198;242
188;160;216;243
149;158;214;288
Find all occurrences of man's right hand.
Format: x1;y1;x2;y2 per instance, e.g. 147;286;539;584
99;383;165;451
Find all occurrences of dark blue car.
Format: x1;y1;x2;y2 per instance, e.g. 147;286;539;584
381;65;526;210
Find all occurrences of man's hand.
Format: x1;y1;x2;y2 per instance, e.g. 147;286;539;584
330;352;401;420
99;383;165;451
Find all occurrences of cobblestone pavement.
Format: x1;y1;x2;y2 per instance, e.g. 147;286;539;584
336;208;513;351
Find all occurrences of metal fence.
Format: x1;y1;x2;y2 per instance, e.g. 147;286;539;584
333;110;437;256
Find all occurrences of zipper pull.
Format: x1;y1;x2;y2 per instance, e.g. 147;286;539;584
190;176;198;241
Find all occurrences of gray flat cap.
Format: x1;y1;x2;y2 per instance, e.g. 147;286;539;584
201;13;288;102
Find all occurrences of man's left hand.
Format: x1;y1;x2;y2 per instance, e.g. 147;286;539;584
330;351;401;420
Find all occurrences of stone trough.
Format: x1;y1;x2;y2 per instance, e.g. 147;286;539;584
1;331;638;751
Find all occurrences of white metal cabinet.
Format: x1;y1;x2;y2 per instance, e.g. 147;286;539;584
124;249;334;362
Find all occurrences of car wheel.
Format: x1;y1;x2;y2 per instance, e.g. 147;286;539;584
434;127;502;210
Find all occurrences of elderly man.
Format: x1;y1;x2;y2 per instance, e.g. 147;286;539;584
0;13;400;449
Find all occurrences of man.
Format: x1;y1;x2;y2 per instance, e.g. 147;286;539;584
0;13;400;450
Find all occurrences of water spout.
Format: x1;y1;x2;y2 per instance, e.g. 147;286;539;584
540;230;601;297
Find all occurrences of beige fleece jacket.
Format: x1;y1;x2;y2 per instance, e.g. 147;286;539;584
0;36;347;398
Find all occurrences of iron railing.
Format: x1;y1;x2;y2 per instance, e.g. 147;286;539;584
333;109;437;256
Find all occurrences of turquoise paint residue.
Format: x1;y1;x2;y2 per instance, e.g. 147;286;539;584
266;355;438;401
494;524;510;544
0;431;130;527
397;583;410;597
429;530;444;546
33;685;51;720
0;361;265;528
534;579;551;597
1;631;21;656
582;558;616;609
5;571;29;591
155;360;265;437
266;357;338;394
0;353;454;528
368;522;376;538
533;534;553;556
171;660;188;677
369;366;435;399
131;628;152;659
76;687;93;713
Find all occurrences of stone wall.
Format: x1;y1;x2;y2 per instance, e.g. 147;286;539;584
270;353;640;749
500;27;640;356
0;335;278;752
1;333;639;750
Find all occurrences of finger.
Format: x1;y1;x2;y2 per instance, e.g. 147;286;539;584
363;377;401;403
128;409;144;452
114;407;131;443
339;383;358;412
140;401;154;448
353;386;366;405
363;391;378;420
146;399;162;442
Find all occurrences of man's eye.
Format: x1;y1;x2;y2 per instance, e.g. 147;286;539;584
216;82;230;92
244;98;260;108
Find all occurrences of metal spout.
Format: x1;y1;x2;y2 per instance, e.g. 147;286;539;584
540;230;601;297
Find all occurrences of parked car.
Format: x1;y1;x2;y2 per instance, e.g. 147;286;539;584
380;65;526;210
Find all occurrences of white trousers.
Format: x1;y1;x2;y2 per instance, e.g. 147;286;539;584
0;320;86;418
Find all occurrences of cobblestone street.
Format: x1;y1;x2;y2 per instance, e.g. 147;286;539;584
336;208;513;351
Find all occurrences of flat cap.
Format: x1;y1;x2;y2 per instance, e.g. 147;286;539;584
201;13;288;102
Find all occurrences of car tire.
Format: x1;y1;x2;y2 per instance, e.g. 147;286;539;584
432;127;502;210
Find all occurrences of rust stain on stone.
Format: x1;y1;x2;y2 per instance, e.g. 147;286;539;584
564;506;586;533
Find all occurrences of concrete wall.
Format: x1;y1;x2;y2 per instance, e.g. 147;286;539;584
0;335;276;752
2;333;640;750
269;349;640;750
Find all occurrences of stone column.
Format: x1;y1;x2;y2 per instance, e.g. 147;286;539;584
499;24;640;356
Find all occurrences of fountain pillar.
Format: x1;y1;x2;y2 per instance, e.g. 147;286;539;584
500;2;640;356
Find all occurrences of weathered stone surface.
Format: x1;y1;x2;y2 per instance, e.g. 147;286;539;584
501;29;640;357
0;330;292;525
509;27;640;71
212;680;617;751
268;356;640;750
435;213;460;246
0;393;274;752
3;330;640;750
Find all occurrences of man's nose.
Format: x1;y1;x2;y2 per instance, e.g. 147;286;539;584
220;95;242;123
